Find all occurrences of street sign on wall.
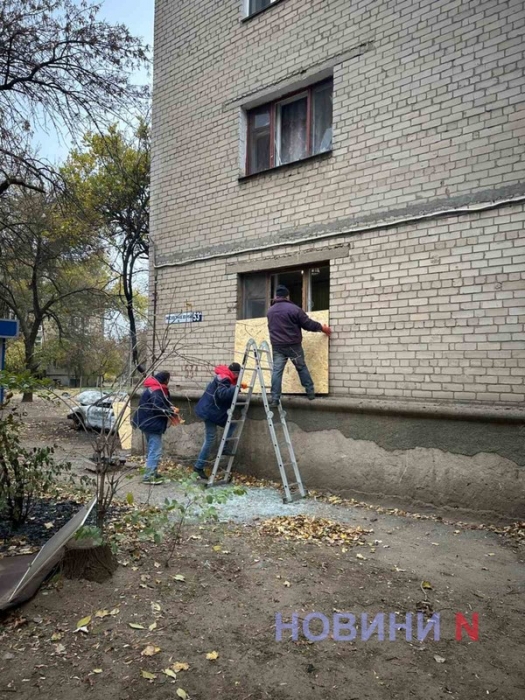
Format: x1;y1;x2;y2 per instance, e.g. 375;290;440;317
165;312;203;325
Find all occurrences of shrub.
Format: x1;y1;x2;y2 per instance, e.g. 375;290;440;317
0;372;72;528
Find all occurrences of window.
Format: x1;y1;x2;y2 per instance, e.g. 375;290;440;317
240;264;330;319
246;78;333;175
247;0;278;17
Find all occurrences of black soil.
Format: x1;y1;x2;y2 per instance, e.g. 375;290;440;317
0;498;85;554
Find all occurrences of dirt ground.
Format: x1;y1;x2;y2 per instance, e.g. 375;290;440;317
1;397;524;700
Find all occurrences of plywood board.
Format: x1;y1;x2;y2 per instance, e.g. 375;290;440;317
234;311;329;395
112;401;132;451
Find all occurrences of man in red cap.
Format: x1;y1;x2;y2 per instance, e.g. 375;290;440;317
131;370;175;484
267;285;332;407
193;362;246;479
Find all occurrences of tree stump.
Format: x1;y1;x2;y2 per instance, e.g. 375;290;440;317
62;538;118;583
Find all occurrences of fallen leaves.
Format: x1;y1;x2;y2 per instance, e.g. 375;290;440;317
163;668;177;680
129;622;145;630
94;609;110;618
205;651;219;661
176;688;188;699
76;615;91;628
172;662;190;672
259;515;371;547
172;574;185;582
308;490;525;545
141;670;156;680
141;645;161;657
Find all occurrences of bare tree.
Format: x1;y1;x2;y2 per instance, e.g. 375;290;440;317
0;0;149;196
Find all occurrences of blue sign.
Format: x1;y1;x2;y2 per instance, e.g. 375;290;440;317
0;319;19;338
166;312;203;325
0;319;19;404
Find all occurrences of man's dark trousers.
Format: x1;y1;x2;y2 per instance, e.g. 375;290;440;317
271;344;315;403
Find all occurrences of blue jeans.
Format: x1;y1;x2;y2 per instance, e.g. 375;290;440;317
144;432;163;478
195;420;235;471
271;344;315;401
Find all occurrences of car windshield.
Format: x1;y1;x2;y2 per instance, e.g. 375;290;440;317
94;393;127;407
76;390;106;405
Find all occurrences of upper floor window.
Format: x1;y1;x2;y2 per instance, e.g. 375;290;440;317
247;0;277;17
246;78;333;176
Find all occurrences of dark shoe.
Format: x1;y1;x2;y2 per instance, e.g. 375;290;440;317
143;476;164;485
268;398;280;408
193;469;208;482
307;394;316;401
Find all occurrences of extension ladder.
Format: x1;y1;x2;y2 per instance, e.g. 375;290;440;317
206;339;307;503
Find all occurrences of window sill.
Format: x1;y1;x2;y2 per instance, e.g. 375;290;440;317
238;150;332;183
242;0;287;22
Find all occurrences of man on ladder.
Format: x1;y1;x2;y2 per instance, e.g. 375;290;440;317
193;362;247;480
267;284;332;407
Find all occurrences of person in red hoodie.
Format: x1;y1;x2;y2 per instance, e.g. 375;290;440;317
193;362;245;480
131;371;175;484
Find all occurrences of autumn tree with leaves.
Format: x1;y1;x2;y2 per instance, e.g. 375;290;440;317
0;189;113;398
63;122;150;369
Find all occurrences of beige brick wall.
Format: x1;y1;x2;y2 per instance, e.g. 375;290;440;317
151;0;525;405
152;204;525;404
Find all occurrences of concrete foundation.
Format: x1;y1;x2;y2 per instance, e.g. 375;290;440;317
132;394;525;520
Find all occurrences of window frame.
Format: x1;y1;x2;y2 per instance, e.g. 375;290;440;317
239;262;330;320
244;0;283;20
245;78;333;176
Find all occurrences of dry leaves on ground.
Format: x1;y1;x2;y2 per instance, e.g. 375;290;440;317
259;515;371;546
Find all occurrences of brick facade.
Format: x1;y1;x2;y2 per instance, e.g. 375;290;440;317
151;0;525;406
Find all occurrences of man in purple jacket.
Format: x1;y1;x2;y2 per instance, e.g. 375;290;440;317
267;285;332;407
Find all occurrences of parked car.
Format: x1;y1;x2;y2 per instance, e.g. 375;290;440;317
67;390;128;431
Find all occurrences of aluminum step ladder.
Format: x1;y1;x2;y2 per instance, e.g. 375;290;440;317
206;339;307;503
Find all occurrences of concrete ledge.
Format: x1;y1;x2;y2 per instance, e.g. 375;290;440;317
160;390;525;424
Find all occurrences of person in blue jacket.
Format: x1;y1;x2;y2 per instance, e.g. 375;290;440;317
193;362;244;479
131;371;175;484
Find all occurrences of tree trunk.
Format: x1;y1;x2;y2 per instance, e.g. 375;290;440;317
62;538;118;582
122;246;140;369
22;330;40;402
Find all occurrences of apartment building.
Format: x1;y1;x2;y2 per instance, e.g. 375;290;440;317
148;0;525;517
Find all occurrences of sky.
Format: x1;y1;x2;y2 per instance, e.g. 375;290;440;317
35;0;155;162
